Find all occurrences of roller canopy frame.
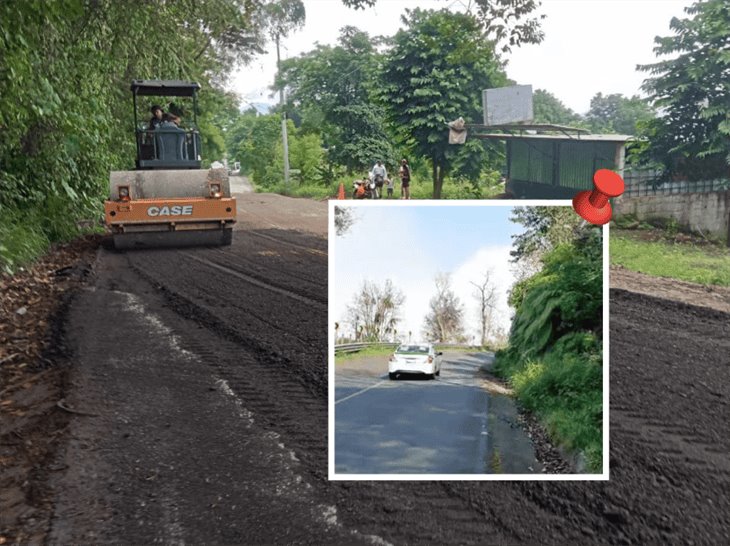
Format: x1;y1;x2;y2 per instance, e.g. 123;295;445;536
131;80;201;97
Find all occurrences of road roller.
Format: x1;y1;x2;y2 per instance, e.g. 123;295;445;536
104;80;236;249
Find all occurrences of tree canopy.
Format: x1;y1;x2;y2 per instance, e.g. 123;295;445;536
585;93;654;135
274;27;394;172
0;0;267;267
379;9;508;198
347;279;405;342
636;0;730;179
532;89;583;127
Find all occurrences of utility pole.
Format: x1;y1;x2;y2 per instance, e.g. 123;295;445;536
276;34;290;189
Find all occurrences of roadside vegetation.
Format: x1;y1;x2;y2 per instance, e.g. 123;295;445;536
3;0;726;275
334;345;396;364
611;219;730;286
494;208;603;472
0;0;271;273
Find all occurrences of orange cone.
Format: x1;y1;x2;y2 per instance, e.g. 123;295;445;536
337;183;345;200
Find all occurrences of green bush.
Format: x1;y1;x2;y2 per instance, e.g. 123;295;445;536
262;182;336;200
407;176;503;199
503;332;603;472
495;233;604;472
0;200;85;274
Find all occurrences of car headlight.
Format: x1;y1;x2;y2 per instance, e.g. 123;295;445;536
118;186;130;201
209;183;222;198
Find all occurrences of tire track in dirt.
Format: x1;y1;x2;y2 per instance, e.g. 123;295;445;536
181;252;326;309
42;193;729;544
109;235;524;545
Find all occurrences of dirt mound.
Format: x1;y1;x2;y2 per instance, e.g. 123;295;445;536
611;265;730;314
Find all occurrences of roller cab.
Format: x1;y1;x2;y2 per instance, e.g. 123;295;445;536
104;80;237;249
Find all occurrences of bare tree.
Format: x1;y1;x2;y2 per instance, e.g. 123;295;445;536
471;269;498;347
346;279;405;342
335;206;356;236
422;273;465;343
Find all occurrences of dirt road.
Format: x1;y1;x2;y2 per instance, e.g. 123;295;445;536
2;194;728;544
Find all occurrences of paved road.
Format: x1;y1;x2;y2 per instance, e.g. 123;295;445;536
228;174;253;194
335;353;541;474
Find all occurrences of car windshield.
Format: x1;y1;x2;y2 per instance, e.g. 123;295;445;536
396;345;430;354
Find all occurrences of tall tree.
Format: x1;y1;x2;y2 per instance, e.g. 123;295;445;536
636;0;730;179
532;89;583;127
423;273;465;343
585;93;654;135
334;207;356;236
379;9;507;198
347;280;405;342
509;206;582;279
468;0;546;54
275;26;394;172
471;270;499;347
343;0;546;54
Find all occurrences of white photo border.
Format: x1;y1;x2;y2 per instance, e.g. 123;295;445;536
328;199;609;481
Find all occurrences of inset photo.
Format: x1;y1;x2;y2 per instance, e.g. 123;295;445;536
329;202;607;480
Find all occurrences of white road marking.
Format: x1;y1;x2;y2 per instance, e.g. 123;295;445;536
335;379;390;405
119;291;198;361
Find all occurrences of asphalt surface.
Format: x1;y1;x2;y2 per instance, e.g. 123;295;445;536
33;191;729;545
335;353;541;474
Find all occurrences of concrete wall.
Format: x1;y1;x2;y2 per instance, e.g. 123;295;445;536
614;190;730;242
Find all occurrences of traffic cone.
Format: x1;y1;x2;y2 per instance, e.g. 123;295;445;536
337;183;345;200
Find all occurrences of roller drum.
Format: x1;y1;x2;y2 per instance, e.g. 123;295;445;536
109;168;230;200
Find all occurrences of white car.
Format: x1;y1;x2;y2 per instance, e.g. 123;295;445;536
388;343;443;380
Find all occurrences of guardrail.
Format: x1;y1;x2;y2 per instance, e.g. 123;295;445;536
334;342;398;355
334;342;484;355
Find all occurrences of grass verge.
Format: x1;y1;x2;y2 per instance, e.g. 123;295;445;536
494;332;603;473
334;345;395;364
0;200;92;275
611;231;730;286
252;177;505;200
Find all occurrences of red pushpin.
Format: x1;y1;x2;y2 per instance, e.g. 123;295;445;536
573;169;625;225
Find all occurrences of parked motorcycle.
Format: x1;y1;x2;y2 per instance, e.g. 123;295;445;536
353;178;378;199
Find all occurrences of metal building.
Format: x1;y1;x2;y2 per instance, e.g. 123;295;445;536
473;129;632;199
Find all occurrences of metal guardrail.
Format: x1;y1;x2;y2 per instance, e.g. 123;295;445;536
334;342;398;355
334;342;482;355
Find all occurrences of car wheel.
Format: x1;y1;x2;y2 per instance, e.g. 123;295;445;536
435;368;440;377
389;372;396;380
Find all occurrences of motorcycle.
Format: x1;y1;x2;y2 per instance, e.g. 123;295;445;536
352;178;378;199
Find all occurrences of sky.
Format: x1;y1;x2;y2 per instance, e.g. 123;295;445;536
333;204;532;343
229;0;693;114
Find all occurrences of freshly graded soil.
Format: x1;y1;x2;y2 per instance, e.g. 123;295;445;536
1;198;728;544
